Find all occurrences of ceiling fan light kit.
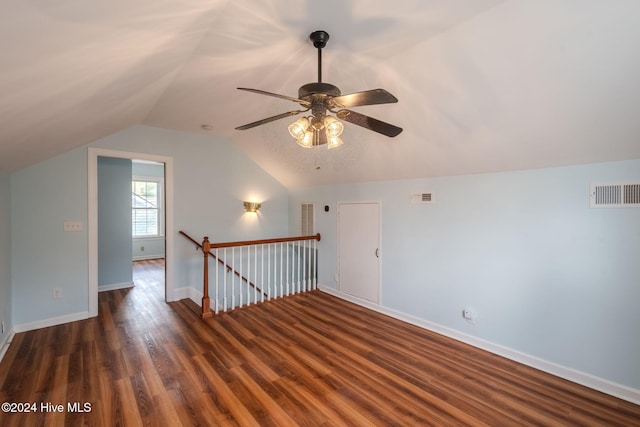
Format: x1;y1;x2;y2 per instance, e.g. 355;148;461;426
288;117;310;140
235;30;402;149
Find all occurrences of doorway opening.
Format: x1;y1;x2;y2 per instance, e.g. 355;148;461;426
88;148;174;318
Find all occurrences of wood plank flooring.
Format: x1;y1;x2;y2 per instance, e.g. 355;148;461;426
1;259;639;426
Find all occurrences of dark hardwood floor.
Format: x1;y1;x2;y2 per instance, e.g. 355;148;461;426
0;259;638;426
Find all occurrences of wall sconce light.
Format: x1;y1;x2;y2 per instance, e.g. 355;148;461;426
243;201;261;213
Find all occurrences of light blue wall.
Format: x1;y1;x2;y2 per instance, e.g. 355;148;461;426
98;156;132;287
90;126;290;292
11;149;88;324
132;237;164;261
0;172;11;343
10;125;289;326
92;126;289;243
132;161;164;178
288;159;640;390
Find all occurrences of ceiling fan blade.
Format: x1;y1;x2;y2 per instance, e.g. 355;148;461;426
331;89;398;108
235;110;306;130
336;109;402;137
237;88;310;105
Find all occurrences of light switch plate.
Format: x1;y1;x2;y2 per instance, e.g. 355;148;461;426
63;221;83;232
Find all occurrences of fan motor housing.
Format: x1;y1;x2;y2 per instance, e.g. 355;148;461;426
298;82;341;99
310;30;329;48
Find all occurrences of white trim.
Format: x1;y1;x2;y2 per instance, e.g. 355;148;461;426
98;281;135;292
13;311;90;334
132;236;165;241
318;285;640;405
132;255;165;261
88;148;176;315
0;329;15;363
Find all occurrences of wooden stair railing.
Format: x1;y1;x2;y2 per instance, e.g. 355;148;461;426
179;231;321;318
180;231;265;314
204;234;322;249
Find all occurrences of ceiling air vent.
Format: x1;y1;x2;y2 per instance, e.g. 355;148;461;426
411;192;433;204
590;183;640;208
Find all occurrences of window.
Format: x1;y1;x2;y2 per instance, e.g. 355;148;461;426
132;178;163;237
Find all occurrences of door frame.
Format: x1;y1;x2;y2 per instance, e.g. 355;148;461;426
88;147;175;317
337;201;382;304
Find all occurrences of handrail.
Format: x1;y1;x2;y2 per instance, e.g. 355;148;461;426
209;233;321;249
179;230;263;292
179;229;203;247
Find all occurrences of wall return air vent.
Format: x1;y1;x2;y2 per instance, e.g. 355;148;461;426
590;183;640;208
411;192;433;204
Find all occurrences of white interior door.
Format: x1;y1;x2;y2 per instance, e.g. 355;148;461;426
338;202;380;303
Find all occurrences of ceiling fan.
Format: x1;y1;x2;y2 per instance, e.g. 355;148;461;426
235;30;402;149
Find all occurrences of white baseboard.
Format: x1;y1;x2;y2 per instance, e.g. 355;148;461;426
0;328;15;363
318;285;640;405
98;281;135;292
132;255;165;261
13;311;90;334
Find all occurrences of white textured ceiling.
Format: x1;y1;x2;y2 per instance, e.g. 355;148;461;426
1;1;639;188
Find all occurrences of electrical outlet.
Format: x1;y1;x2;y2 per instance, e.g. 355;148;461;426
462;308;475;323
140;246;145;252
53;288;62;299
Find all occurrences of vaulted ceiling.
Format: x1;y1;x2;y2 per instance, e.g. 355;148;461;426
2;1;639;188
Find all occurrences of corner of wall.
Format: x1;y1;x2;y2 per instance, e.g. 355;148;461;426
0;171;12;354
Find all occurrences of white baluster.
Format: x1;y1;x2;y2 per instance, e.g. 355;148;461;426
280;242;284;298
260;245;271;301
267;244;271;300
298;240;302;292
232;247;236;309
309;239;313;291
254;244;258;304
245;246;249;306
303;239;307;292
313;239;317;290
247;245;251;305
223;248;228;311
298;240;302;293
292;241;296;294
214;248;219;314
241;246;245;308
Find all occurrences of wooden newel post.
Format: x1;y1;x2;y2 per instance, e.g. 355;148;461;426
201;236;213;319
